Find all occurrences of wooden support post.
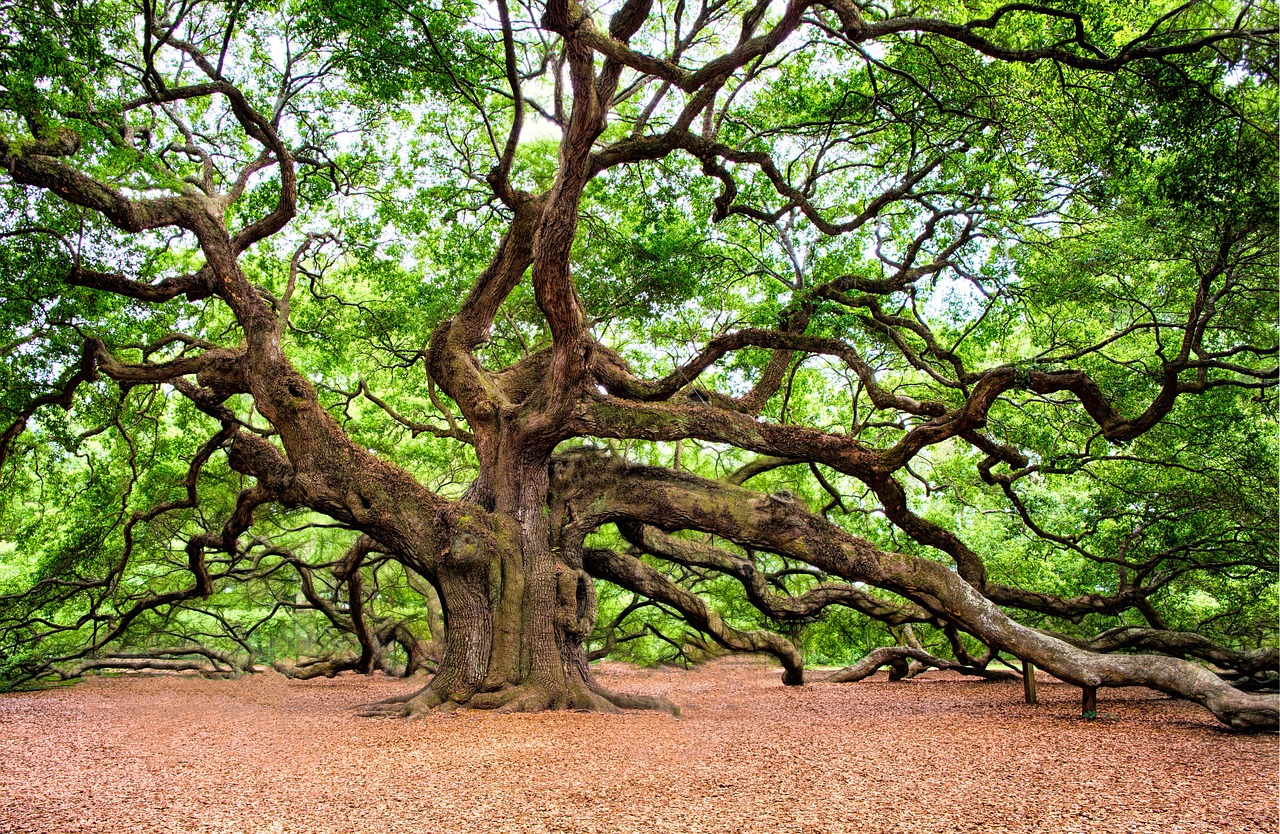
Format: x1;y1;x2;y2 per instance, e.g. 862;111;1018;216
1082;686;1098;719
1022;660;1037;705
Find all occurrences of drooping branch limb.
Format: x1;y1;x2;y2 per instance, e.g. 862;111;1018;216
580;318;1273;606
855;10;1273;74
619;521;933;627
335;537;379;672
270;549;365;678
222;428;468;580
583;331;1273;489
985;577;1172;622
248;540;436;680
586;595;658;661
57;646;249;681
58;656;238;679
1072;627;1280;679
15;481;273;687
0;340;99;469
591;328;947;418
1024;365;1279;444
555;453;1279;730
824;645;1019;683
582;547;805;684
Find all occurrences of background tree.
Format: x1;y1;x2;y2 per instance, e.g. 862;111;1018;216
0;0;1275;728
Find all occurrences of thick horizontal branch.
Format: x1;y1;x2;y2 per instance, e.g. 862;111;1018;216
553;453;1279;730
1075;627;1279;678
66;265;214;302
0;131;208;234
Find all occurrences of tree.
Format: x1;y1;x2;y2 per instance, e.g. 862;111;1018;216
0;0;1276;729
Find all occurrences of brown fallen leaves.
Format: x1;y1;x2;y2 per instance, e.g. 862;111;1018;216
0;658;1275;834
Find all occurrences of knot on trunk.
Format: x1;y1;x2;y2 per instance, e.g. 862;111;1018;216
443;532;485;567
548;445;611;493
554;563;596;640
195;349;249;400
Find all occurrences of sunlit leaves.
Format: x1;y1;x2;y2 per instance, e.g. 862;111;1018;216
0;0;1275;683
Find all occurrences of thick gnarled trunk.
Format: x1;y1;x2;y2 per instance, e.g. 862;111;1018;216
393;436;675;715
402;544;672;713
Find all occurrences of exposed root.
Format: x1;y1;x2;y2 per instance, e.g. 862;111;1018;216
356;702;410;718
356;677;680;717
467;685;556;713
355;683;434;717
412;683;621;715
591;682;681;716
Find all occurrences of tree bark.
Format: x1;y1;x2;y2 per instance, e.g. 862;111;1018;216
379;434;676;715
557;453;1280;731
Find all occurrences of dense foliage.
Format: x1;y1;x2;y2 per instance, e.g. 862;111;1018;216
0;0;1275;726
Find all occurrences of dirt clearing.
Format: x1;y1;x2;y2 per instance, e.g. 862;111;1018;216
0;658;1275;834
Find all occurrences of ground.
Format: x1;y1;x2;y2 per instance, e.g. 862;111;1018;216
0;657;1275;834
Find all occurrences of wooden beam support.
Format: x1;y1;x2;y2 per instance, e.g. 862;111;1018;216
1082;685;1098;719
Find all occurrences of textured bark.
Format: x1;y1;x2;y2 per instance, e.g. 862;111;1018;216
1;0;1272;735
824;645;1018;683
583;547;805;684
553;453;1280;731
356;442;677;715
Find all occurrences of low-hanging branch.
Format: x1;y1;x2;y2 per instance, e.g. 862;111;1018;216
0;0;1273;732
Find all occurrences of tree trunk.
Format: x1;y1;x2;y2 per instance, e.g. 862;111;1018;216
394;432;676;715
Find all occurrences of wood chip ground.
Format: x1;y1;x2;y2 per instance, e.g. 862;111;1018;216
1;657;1275;833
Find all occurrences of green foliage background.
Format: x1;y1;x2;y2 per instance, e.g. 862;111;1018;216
0;0;1274;683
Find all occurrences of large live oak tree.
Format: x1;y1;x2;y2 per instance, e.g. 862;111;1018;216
0;0;1276;729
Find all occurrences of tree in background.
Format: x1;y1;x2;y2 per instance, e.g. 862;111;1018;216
0;0;1275;728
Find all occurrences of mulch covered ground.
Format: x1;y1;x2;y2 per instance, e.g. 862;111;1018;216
0;657;1275;834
